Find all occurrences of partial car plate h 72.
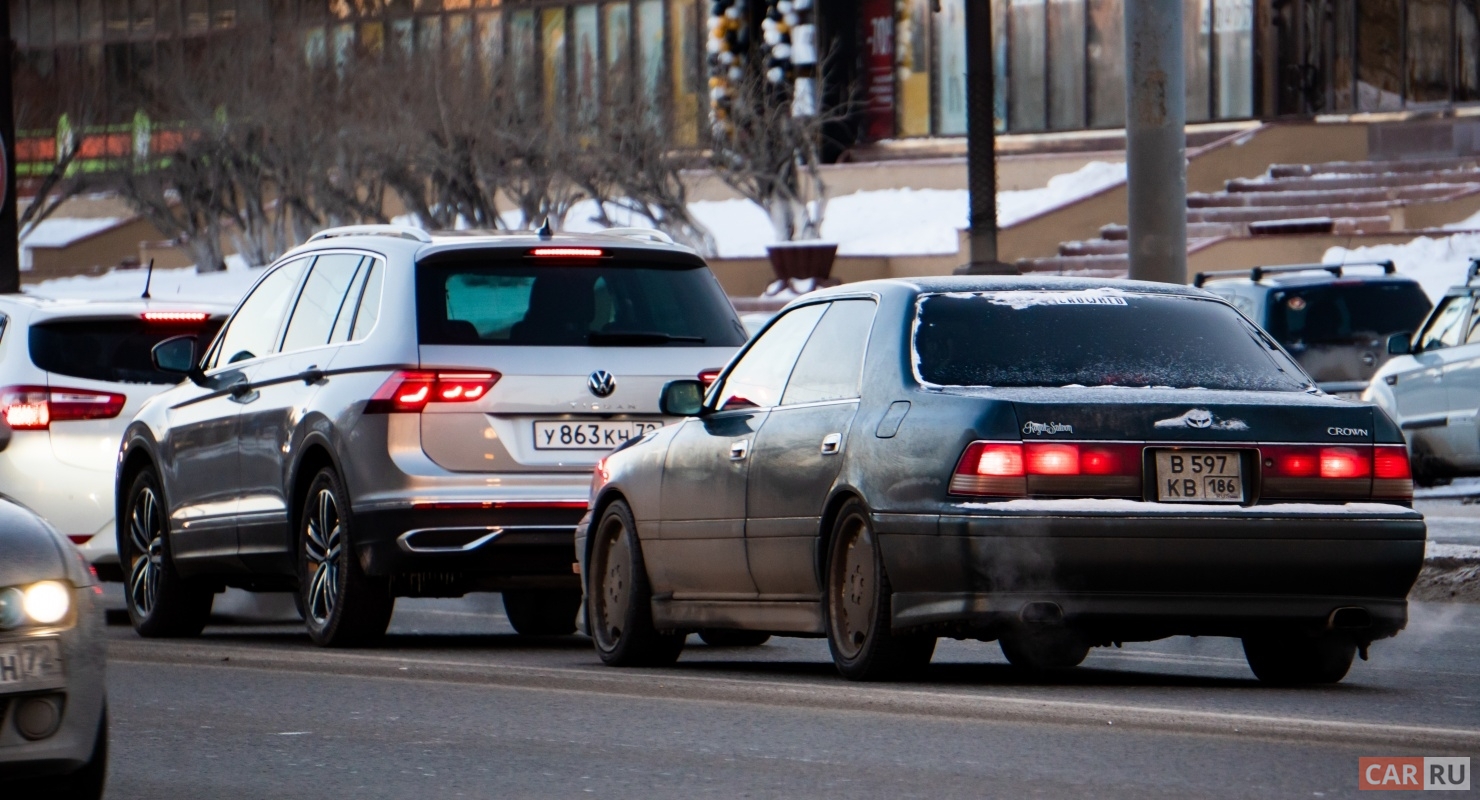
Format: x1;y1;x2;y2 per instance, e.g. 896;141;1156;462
0;638;64;690
533;420;663;450
1155;450;1243;502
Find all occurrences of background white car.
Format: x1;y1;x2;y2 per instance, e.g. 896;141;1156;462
0;296;228;578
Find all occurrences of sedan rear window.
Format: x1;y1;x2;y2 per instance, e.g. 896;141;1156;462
416;259;747;347
30;318;223;385
913;290;1311;391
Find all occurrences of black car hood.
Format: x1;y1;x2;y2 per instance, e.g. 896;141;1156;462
0;498;69;586
934;386;1375;443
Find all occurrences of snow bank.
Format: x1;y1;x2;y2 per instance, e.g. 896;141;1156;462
27;254;261;303
1322;232;1480;301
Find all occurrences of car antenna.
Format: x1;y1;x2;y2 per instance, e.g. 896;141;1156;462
141;258;155;299
536;217;554;240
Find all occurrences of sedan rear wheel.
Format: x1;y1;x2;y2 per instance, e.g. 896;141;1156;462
1242;633;1355;685
825;499;935;681
121;468;212;637
588;500;684;666
300;468;394;647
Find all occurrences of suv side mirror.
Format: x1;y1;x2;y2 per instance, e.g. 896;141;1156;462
152;335;207;386
660;380;706;417
1387;333;1412;356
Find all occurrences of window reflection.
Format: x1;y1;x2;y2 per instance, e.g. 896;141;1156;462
1358;0;1403;110
1407;0;1451;104
1009;0;1047;131
1048;0;1086;130
1087;0;1123;128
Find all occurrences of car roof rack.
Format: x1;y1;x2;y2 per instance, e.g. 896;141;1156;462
597;227;675;245
1192;260;1396;288
306;224;434;244
1467;257;1480;284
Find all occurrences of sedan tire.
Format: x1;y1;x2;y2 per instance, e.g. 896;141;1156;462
300;468;394;647
1242;634;1356;685
825;499;935;681
121;468;213;638
502;589;582;636
588;500;684;666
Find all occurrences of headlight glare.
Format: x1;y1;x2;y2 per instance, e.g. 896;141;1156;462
22;581;70;625
0;587;23;629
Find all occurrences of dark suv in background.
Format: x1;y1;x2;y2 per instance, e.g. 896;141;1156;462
1196;262;1432;398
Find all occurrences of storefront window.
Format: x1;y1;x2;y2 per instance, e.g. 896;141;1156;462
669;0;699;144
417;13;441;53
56;0;79;43
1009;0;1047;131
1407;0;1450;104
1185;0;1210;121
1329;0;1355;111
1214;0;1252;117
212;0;236;29
510;8;535;82
1086;0;1123;127
30;0;54;46
637;0;664;107
1048;0;1086;129
542;7;567;118
573;5;599;120
446;13;472;67
80;0;102;40
934;0;967;135
1357;0;1403;110
896;0;931;136
1460;1;1480;102
183;0;206;33
105;0;129;39
476;10;502;88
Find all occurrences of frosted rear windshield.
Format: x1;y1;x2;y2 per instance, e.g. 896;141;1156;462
912;290;1312;391
416;261;747;347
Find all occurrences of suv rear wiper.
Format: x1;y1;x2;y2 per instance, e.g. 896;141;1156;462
588;331;707;345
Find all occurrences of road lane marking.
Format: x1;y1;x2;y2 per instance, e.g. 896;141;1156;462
109;638;1480;751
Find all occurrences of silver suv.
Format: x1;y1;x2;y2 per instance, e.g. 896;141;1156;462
0;295;227;575
116;225;747;645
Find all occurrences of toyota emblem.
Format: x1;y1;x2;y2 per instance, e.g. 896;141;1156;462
588;370;616;398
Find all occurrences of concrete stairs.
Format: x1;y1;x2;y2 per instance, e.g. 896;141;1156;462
1018;156;1480;275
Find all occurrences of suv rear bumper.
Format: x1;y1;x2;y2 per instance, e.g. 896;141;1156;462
352;504;584;590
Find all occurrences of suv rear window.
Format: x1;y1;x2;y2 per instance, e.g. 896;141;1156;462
416;259;747;347
30;318;223;385
1263;282;1432;346
913;290;1311;391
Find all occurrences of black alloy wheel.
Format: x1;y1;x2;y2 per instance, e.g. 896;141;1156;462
502;589;583;636
1242;633;1356;685
121;468;212;637
299;468;394;647
825;499;935;681
587;500;684;666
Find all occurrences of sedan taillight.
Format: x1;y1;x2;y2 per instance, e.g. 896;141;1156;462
0;385;126;430
1260;444;1411;501
364;371;501;414
950;441;1142;498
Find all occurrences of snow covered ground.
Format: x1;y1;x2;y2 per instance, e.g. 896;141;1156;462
27;254;259;301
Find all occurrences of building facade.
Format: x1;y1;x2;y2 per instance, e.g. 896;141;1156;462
8;0;1480;157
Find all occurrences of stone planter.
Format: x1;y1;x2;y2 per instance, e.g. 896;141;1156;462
764;241;839;296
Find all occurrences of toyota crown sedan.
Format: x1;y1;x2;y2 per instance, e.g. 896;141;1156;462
576;277;1426;684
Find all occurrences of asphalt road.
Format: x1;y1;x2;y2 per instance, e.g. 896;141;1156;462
99;589;1480;800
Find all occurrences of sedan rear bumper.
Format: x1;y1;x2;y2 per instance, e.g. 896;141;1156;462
876;501;1426;641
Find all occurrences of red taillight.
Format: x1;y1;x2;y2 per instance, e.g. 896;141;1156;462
1319;447;1370;479
699;368;721;387
1025;443;1078;475
1373;444;1413;500
142;311;210;323
950;442;1026;496
530;247;604;258
365;371;501;414
950;441;1141;497
0;385;126;430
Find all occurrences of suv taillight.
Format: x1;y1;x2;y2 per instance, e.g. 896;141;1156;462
0;385;126;430
364;371;501;414
950;441;1142;497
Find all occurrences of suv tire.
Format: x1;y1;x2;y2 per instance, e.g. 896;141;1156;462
825;499;935;681
121;468;213;638
502;589;581;636
588;500;684;666
299;468;394;647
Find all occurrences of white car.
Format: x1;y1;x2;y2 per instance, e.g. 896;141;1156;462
0;296;229;577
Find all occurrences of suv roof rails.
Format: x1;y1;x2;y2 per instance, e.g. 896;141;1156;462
1467;257;1480;284
1192;260;1396;288
597;227;676;245
307;224;434;244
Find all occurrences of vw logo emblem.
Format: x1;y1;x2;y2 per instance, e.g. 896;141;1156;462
588;370;616;398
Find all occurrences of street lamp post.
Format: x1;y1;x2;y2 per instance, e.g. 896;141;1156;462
0;1;19;294
1124;0;1188;284
957;0;1015;275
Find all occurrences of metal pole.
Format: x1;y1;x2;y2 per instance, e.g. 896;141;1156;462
0;0;19;294
958;0;1015;274
1124;0;1187;284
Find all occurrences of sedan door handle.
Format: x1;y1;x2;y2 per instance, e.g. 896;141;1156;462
820;433;842;455
299;366;327;385
729;439;750;461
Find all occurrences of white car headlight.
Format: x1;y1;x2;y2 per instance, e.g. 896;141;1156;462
22;581;71;625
